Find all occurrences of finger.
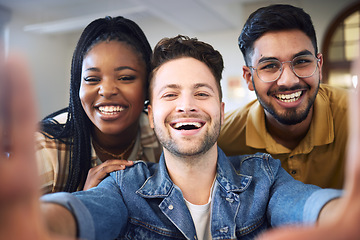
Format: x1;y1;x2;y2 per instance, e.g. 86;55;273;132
0;54;38;198
0;53;52;240
256;226;340;240
0;51;9;156
8;54;38;162
84;160;134;190
84;164;127;190
345;56;360;196
103;159;134;166
93;164;127;178
88;160;133;175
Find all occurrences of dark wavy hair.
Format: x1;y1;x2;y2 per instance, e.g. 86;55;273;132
40;16;152;192
238;4;318;66
150;35;224;101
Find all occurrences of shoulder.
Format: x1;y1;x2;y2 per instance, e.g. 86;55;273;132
318;84;349;107
224;99;258;123
220;99;258;136
228;153;282;177
35;130;70;160
111;160;159;182
35;130;71;167
318;84;349;122
35;131;68;148
228;152;281;166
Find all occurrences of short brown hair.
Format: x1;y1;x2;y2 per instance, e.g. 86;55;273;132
149;35;224;101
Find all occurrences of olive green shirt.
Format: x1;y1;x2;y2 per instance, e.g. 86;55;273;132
218;84;348;189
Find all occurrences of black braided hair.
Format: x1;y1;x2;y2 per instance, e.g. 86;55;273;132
40;16;152;192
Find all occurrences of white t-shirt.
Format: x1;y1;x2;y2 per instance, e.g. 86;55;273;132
184;181;218;240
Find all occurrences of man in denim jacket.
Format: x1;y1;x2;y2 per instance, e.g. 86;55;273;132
38;35;346;240
2;35;359;240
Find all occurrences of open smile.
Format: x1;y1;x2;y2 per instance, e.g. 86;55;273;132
170;121;205;131
275;90;303;103
97;105;126;115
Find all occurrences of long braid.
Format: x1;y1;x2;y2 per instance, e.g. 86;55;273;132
63;20;105;192
40;16;152;192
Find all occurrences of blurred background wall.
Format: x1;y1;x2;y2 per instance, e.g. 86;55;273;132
0;0;358;118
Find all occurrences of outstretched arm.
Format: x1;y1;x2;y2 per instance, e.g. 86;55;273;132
0;53;76;239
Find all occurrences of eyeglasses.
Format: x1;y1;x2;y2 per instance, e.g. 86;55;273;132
249;55;320;82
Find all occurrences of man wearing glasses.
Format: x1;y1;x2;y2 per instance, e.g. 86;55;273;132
218;4;349;189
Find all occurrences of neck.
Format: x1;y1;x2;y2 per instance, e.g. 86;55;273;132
265;108;313;150
91;124;139;161
164;144;218;205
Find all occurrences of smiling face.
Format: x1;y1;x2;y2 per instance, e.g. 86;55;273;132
148;57;224;158
243;30;323;125
79;40;147;136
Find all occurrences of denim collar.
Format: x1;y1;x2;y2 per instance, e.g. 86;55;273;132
136;147;252;198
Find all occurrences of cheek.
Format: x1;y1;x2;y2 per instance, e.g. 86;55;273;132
79;84;92;111
79;84;86;107
150;102;169;123
209;102;222;119
252;79;272;95
306;75;320;87
126;83;146;107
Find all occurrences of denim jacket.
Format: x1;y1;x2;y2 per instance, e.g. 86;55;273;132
42;147;342;240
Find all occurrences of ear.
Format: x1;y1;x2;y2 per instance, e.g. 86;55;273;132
243;65;255;91
220;102;225;126
147;104;154;129
317;53;324;82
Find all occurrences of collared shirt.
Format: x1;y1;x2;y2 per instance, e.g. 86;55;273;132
36;112;162;194
41;148;342;240
218;84;348;189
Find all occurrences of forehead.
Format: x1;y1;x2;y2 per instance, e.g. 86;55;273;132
250;30;315;64
152;57;218;94
83;41;144;68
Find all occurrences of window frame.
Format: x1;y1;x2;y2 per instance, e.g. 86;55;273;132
321;1;360;85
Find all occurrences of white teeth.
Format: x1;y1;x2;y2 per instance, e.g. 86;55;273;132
276;91;302;103
98;106;124;115
173;122;202;129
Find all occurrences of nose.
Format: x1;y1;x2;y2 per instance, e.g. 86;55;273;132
98;79;118;98
175;94;198;113
276;62;300;87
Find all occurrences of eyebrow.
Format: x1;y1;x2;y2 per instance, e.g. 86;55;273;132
158;84;180;94
194;83;216;93
84;66;137;72
293;50;314;58
257;50;315;64
114;66;137;72
157;83;216;94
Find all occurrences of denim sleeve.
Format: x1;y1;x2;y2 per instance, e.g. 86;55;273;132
267;159;343;227
303;188;343;223
41;175;129;240
41;192;95;240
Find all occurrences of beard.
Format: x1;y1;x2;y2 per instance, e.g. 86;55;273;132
254;79;319;125
153;115;221;158
262;103;311;125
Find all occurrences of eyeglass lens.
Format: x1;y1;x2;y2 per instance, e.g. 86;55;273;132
255;55;318;82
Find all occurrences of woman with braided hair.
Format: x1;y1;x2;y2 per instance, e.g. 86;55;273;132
37;16;162;194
